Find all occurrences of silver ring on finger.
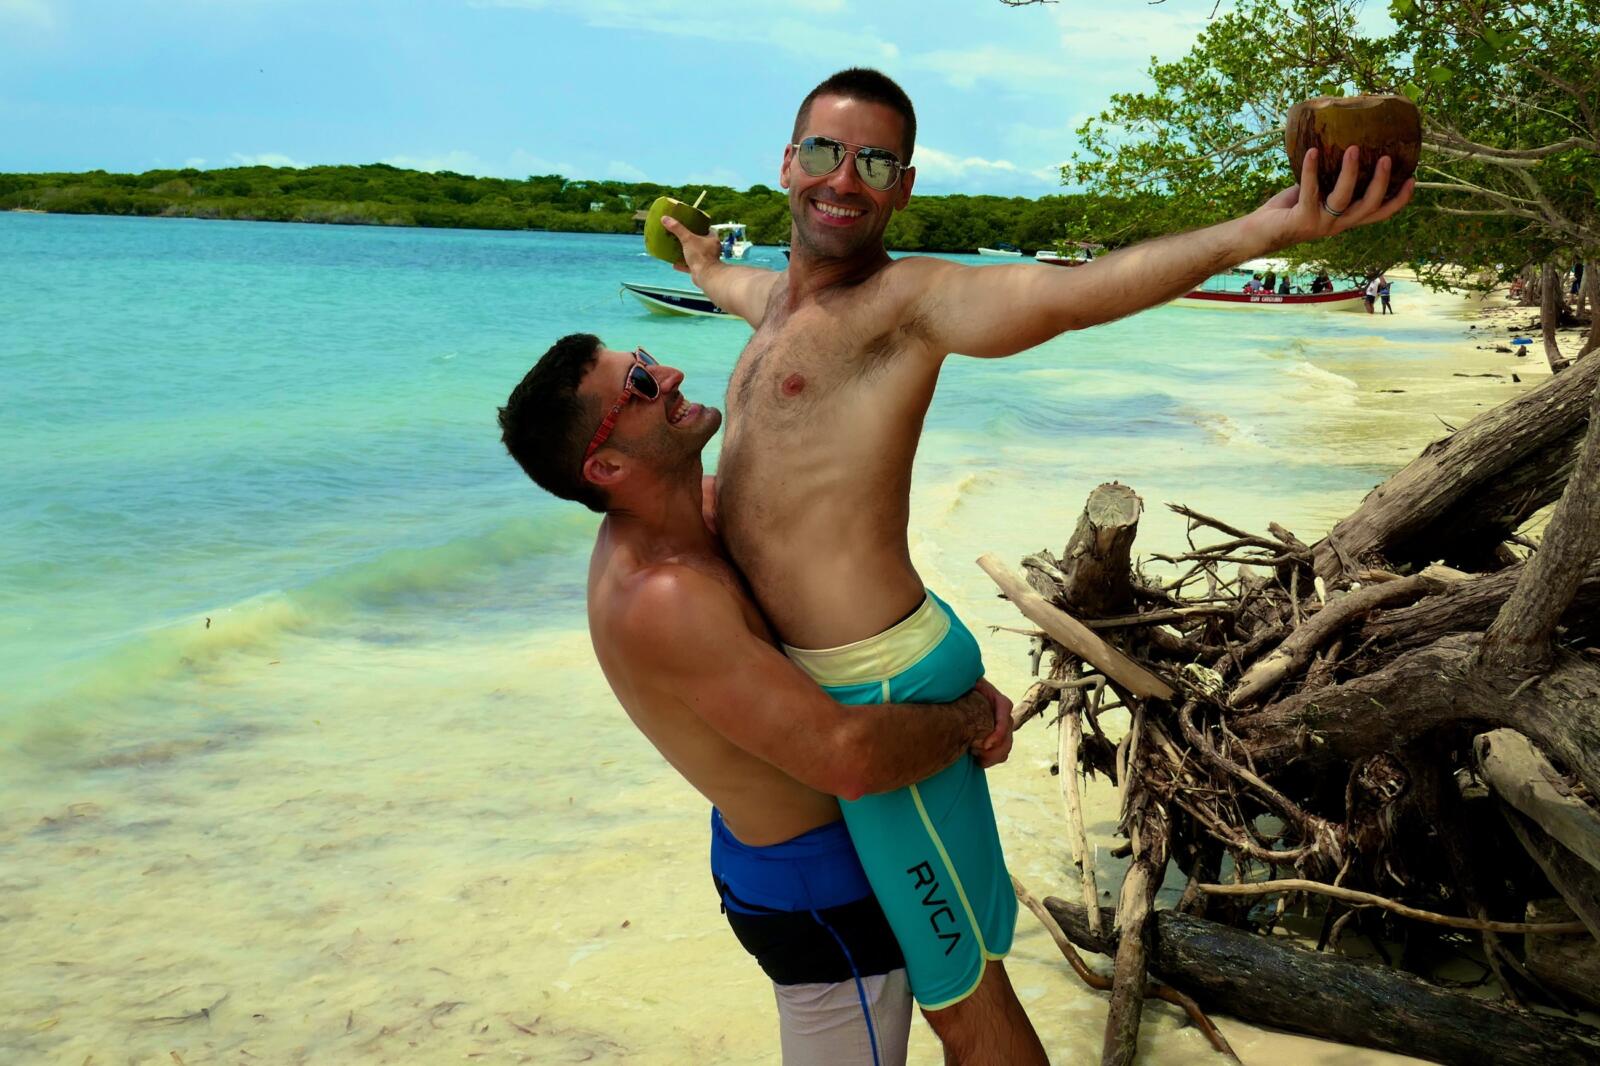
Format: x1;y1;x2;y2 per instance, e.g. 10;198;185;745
1321;199;1345;218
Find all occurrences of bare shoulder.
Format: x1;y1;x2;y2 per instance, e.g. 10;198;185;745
884;254;962;289
610;560;745;657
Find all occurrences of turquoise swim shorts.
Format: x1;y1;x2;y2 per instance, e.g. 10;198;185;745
784;591;1016;1009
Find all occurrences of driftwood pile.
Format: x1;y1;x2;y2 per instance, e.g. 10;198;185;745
985;353;1600;1065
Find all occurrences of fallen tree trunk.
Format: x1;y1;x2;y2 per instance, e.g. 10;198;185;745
1232;635;1600;800
1475;729;1600;875
1312;353;1600;581
1360;560;1600;653
1045;900;1600;1066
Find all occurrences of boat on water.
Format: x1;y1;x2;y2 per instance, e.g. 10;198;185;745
1035;241;1102;267
621;281;732;318
710;223;753;260
1172;286;1367;311
978;243;1023;258
1175;258;1368;310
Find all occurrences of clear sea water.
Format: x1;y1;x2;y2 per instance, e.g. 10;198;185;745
0;211;1527;1064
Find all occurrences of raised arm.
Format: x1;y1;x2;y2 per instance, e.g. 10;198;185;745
621;566;998;799
915;146;1415;359
659;215;781;326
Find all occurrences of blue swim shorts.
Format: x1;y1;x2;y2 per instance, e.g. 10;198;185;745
784;591;1016;1009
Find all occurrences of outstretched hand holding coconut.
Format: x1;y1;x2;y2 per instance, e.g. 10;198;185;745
1248;142;1414;249
1250;94;1420;246
890;95;1420;360
659;213;725;276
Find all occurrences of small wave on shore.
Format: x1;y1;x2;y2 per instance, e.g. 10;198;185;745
1285;357;1361;392
0;511;596;761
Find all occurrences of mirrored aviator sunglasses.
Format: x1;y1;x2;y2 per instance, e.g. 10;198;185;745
793;136;904;191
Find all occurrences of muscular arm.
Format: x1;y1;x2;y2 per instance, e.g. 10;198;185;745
620;566;992;799
916;147;1414;359
659;215;780;326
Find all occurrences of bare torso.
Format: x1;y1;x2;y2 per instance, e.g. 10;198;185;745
586;527;839;845
718;260;943;648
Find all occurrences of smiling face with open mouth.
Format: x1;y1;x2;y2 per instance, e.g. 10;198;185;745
581;348;722;477
782;94;915;260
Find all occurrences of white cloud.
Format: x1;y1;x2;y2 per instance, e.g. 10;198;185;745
893;5;1208;97
912;144;1022;180
906;45;1070;92
382;149;491;175
1052;7;1208;70
908;144;1064;195
229;152;307;168
507;148;578;177
605;160;649;181
473;0;896;67
682;166;746;189
374;149;578;178
183;156;209;170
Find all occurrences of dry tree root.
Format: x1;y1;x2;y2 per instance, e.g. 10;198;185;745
986;365;1600;1066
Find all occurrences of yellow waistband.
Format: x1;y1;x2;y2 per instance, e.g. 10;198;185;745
782;592;949;687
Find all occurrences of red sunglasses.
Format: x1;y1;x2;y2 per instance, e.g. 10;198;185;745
583;348;661;464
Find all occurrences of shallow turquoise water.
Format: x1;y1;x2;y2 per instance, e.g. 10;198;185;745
0;212;1476;747
0;211;1513;1063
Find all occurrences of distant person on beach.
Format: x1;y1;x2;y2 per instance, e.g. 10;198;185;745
498;335;1016;1066
1365;275;1380;313
1378;276;1393;313
660;64;1411;1064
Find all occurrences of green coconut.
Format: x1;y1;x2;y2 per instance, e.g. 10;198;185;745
1285;95;1421;202
643;195;712;265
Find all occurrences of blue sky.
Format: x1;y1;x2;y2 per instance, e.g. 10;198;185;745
0;1;1391;197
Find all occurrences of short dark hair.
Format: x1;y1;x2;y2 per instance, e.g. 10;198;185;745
498;333;609;513
793;67;916;162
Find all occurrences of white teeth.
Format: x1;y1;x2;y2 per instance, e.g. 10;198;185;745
815;201;863;218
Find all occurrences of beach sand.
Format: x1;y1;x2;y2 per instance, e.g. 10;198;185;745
0;285;1572;1065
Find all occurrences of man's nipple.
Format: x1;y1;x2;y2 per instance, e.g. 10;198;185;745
781;373;806;396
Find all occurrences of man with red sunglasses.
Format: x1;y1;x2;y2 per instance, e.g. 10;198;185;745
498;334;1016;1066
659;66;1413;1062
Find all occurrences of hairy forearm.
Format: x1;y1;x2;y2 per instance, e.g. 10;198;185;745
692;262;769;322
837;689;990;798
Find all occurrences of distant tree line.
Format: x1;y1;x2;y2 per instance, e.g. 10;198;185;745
0;163;1162;254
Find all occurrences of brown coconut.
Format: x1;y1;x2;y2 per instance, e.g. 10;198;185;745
1285;95;1421;202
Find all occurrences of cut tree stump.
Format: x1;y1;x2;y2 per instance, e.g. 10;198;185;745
1060;482;1143;617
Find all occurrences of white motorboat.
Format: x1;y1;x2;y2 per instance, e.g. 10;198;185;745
978;243;1023;257
710;223;753;260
